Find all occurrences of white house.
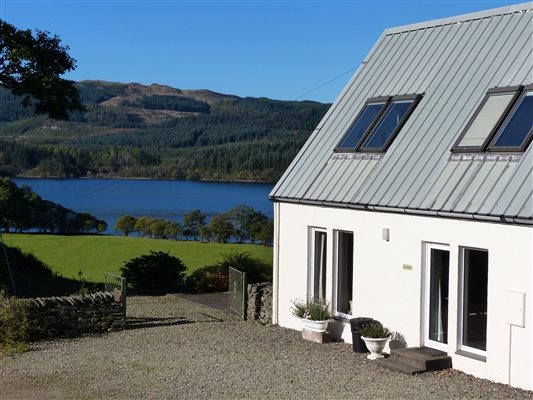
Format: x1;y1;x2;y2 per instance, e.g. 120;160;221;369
269;3;533;390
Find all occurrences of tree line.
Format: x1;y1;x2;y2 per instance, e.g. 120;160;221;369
0;140;160;178
115;205;273;245
0;177;107;234
0;80;329;182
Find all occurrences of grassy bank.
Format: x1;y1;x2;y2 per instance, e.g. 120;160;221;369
2;234;273;284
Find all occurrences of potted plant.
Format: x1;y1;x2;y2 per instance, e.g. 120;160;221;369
359;322;391;360
291;298;332;333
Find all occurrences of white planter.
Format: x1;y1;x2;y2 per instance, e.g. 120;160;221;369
301;318;329;332
361;336;390;360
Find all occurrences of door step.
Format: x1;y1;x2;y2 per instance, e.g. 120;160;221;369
376;347;452;375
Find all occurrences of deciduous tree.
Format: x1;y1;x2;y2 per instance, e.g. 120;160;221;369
114;215;137;236
0;19;83;119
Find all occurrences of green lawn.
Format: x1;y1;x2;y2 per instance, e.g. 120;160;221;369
2;234;273;284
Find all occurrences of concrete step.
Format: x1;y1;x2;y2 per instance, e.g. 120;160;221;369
389;347;452;371
375;358;426;375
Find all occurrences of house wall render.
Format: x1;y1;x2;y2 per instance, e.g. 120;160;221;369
274;201;533;389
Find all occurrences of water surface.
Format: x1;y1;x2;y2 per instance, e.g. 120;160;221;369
14;178;274;235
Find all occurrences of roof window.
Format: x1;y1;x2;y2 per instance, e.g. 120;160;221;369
488;89;533;152
335;94;422;153
452;85;532;153
335;98;388;151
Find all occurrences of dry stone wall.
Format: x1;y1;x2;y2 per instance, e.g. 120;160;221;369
28;292;126;338
247;283;272;324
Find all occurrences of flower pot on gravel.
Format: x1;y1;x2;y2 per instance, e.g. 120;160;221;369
301;318;329;333
291;298;332;334
358;322;391;360
361;336;390;360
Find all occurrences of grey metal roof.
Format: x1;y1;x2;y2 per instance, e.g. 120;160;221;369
270;3;533;225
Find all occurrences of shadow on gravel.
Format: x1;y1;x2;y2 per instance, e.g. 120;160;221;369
126;313;225;330
126;317;194;330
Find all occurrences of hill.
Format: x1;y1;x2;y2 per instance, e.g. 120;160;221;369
0;81;330;182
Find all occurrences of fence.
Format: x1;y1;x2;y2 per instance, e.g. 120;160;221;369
104;272;127;319
228;267;247;320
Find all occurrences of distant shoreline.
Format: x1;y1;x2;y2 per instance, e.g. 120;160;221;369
13;175;274;185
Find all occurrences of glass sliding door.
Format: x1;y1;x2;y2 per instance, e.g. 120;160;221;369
424;244;450;350
309;228;327;300
335;231;353;317
460;248;488;355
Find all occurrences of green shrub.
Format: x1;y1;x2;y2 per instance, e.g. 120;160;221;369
120;251;187;292
184;251;271;293
359;322;391;338
216;251;272;284
185;265;229;293
0;290;33;353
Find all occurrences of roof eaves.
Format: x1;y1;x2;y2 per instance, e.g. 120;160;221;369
383;2;532;36
269;197;533;226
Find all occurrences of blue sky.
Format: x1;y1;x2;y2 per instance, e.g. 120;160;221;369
0;0;522;103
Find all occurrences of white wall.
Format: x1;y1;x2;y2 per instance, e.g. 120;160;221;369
274;201;533;390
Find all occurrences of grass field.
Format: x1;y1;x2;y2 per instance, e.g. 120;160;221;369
2;234;273;284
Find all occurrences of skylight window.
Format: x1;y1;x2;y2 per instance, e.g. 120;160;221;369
488;90;533;152
452;85;532;153
360;98;419;152
335;98;388;151
335;94;422;153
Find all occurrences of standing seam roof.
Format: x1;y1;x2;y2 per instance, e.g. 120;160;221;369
269;3;533;224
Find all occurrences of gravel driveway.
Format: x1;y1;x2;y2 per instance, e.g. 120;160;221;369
1;295;531;400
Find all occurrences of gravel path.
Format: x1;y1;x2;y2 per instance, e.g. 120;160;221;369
1;295;531;400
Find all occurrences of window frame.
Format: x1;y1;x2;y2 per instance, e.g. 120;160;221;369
333;229;354;319
308;227;328;301
458;246;489;358
487;84;533;153
359;93;423;153
334;96;391;153
451;85;523;153
423;243;450;353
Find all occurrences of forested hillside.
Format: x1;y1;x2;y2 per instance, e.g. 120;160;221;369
0;81;330;181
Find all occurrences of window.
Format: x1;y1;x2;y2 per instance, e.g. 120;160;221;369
334;231;353;317
488;90;533;152
308;228;327;300
459;248;488;356
425;245;450;349
453;85;532;153
360;97;420;152
335;94;422;153
335;99;388;151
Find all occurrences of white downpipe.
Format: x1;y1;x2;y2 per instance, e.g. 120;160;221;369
272;201;281;325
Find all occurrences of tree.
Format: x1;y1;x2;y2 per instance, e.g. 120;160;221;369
163;221;181;240
209;213;233;243
0;20;83;119
114;215;137;236
150;219;166;239
257;219;274;246
226;204;254;243
183;209;206;240
199;225;211;242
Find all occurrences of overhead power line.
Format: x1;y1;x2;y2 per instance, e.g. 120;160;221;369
294;66;357;101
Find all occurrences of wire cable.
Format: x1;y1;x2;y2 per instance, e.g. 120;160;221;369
294;66;357;101
62;179;123;206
